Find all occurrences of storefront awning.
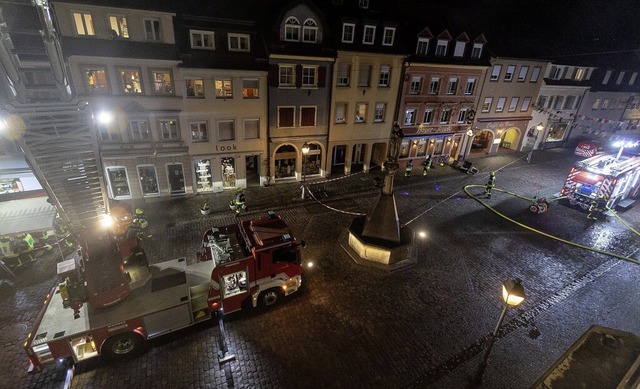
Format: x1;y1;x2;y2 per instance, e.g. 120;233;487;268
0;196;56;235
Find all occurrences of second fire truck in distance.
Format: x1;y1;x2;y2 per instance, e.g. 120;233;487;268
561;153;640;210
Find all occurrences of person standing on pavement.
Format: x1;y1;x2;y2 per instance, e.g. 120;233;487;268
485;171;496;198
405;159;413;178
422;156;431;176
587;193;607;220
233;188;246;214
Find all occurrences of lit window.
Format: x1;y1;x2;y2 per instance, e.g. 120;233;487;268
592;98;601;109
374;102;386;122
574;68;584;81
228;33;250;51
279;65;294;87
404;108;417;125
84;67;109;94
185;78;204;98
109;15;129;38
342;23;355;43
355;103;367;123
144;18;161;41
300;106;316;126
190;121;208;141
244;119;260;139
378;65;390;87
215;79;232;98
363;25;376;45
285;17;300;41
302;19;318;43
152;70;173;95
242;79;259;98
302;66;317;87
119;69;142;94
382;27;395;46
218;120;235;141
191;30;215;49
73;12;95;36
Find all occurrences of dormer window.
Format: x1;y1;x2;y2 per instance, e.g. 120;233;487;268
435;40;448;56
603;70;612;84
616;71;625;85
108;15;129;39
363;25;376;45
382;27;395;46
342;23;355;43
228;33;250;52
574;68;584;81
285;17;300;41
191;30;215;49
471;43;483;58
416;38;429;55
453;41;465;57
302;19;318;43
359;0;369;9
550;66;561;79
630;72;638;86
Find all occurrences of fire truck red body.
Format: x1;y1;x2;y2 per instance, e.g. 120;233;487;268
561;153;640;210
200;211;304;314
24;212;303;372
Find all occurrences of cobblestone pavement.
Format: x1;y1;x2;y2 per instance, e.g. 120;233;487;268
4;148;640;388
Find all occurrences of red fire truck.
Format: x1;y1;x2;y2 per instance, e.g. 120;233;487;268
199;211;304;314
561;153;640;210
24;212;303;372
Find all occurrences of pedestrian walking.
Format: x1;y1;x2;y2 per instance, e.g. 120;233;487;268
485;171;496;198
405;159;413;178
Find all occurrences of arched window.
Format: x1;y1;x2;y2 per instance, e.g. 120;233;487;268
302;19;318;43
275;144;296;178
284;17;300;41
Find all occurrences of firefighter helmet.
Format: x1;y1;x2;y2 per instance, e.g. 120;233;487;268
490;171;495;177
236;187;244;193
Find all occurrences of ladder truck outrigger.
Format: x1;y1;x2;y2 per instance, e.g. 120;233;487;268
0;0;304;373
560;152;640;211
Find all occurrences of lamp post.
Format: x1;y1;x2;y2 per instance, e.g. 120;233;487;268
471;279;525;388
301;142;310;199
535;122;544;149
462;128;474;161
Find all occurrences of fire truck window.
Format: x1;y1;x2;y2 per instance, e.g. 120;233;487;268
273;246;298;263
222;270;247;298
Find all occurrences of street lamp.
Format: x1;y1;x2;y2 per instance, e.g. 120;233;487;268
301;142;310;199
535;122;544;149
462;128;474;161
471;278;525;388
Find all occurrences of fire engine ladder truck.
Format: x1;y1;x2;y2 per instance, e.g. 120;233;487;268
0;1;130;302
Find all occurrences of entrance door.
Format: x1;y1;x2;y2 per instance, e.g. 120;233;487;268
245;155;260;187
332;145;346;174
166;163;185;195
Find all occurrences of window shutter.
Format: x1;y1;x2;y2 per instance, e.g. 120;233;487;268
268;65;279;87
296;64;303;87
318;66;326;87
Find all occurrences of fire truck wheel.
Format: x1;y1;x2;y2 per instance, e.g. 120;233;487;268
102;332;144;358
260;289;281;307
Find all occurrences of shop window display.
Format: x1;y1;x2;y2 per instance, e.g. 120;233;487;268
195;159;213;192
107;167;130;198
221;158;236;188
137;165;159;196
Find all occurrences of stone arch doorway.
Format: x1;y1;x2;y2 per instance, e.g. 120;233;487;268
500;127;521;151
274;144;296;180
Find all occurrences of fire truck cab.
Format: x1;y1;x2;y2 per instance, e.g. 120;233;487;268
561;153;640;210
200;211;304;314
